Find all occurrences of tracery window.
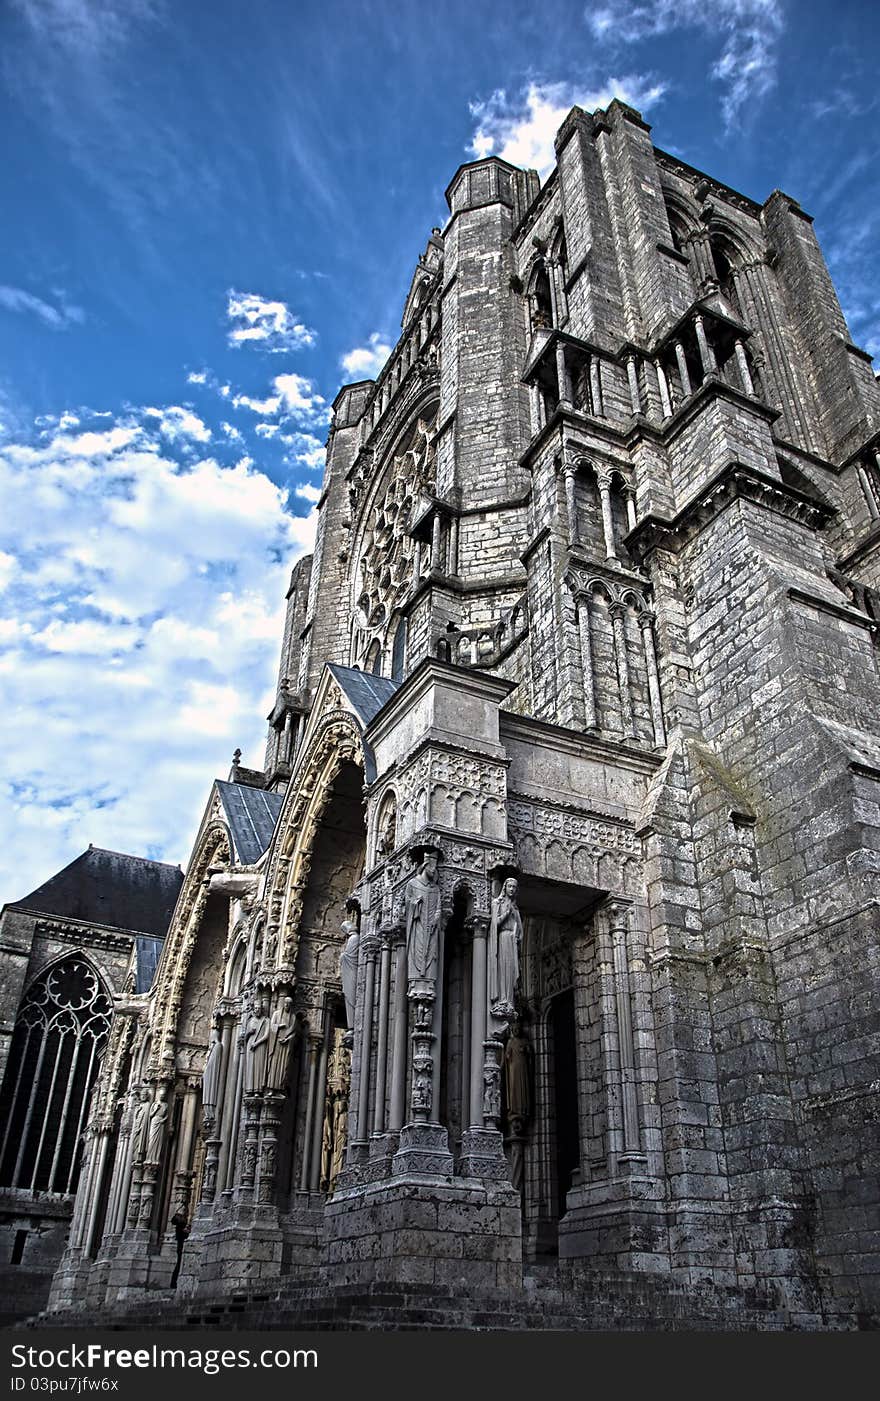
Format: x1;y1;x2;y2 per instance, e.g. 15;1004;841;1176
0;956;111;1194
351;409;437;673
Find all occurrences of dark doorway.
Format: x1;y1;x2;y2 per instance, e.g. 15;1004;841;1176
549;988;579;1219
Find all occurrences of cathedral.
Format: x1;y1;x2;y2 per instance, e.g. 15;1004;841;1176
19;99;880;1329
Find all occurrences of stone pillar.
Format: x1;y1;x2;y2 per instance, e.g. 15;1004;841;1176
608;900;641;1158
597;473;618;562
626;355;642;415
693;313;717;377
431;511;443;572
556;340;572;408
673;340;692;398
639;611;666;747
388;929;408;1133
298;1034;321;1189
655;360;673;418
309;1013;331;1192
353;940;378;1151
468;915;488;1129
259;1091;284;1205
448;516;459;575
577;593;598;730
857;463;880;519
589;356;603;417
372;933;393;1135
83;1133;110;1258
734;339;755;395
623;486;637;535
610;602;636;738
170;1078;199;1216
563;462;579;547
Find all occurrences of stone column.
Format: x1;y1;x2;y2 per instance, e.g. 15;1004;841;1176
431;511;443;572
448;516;459;575
388;929;409;1133
563;462;580;547
529;381;543;436
597;473;618;562
556;340;572;408
372;933;393;1135
857;463;880;519
238;1093;261;1201
259;1091;284;1205
468;915;489;1129
170;1078;199;1217
83;1132;110;1258
655;359;673;418
578;593;598;730
353;939;378;1151
693;313;717;377
623;487;637;535
626;355;642;415
308;1013;331;1192
216;1014;242;1193
610;603;637;739
298;1033;322;1190
673;340;692;397
639;612;667;748
607;900;641;1159
589;356;603;417
734;339;755;395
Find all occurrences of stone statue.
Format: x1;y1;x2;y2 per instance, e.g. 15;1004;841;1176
201;1028;223;1123
488;877;523;1018
145;1086;168;1164
405;853;442;986
377;806;396;856
503;1020;532;1121
267;995;296;1089
249;996;270;1094
132;1086;151;1162
339;920;360;1029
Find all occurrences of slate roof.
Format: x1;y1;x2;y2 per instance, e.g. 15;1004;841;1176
11;847;184;938
215;781;284;865
327;664;399;727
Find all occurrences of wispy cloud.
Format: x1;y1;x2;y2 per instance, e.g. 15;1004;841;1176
586;1;785;126
340;333;392;378
0;285;84;329
469;77;666;179
226;290;316;353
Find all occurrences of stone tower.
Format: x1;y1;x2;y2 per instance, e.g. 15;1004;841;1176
46;102;880;1329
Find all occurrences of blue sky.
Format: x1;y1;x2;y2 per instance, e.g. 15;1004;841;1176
1;0;878;897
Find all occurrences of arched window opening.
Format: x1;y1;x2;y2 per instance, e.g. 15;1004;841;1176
709;234;742;318
0;957;112;1194
530;264;554;332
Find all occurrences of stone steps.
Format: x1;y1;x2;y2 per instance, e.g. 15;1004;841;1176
25;1268;819;1332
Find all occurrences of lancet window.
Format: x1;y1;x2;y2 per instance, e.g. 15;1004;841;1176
0;956;111;1194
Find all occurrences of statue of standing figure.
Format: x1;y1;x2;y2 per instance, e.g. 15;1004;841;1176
267;995;297;1089
243;994;270;1094
132;1086;151;1162
201;1028;223;1127
488;877;523;1019
405;853;442;987
145;1086;169;1164
339;919;360;1030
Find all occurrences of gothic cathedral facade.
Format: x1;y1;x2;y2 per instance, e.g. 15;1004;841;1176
47;101;880;1329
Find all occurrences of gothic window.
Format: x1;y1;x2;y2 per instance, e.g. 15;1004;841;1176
709;233;742;319
529;263;554;332
0;956;112;1194
352;408;437;672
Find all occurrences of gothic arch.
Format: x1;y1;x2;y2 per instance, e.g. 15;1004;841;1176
147;821;232;1075
263;712;366;973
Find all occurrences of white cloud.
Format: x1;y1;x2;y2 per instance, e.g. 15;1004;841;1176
273;373;330;424
187;370;208;385
281;431;326;471
468;77;666;179
0;405;317;897
226;290;316;353
219;420;243;442
586;1;784;126
255;422;281;438
0;284;85;329
340;333;392;379
294;483;321;505
142;404;211;443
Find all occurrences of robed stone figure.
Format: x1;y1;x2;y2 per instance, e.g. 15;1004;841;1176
405;854;441;987
243;997;270;1094
132;1086;151;1163
145;1087;168;1164
339;920;360;1029
201;1028;223;1123
488;877;523;1018
267;996;296;1089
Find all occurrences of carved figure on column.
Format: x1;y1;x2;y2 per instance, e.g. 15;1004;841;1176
488;877;523;1019
267;995;297;1089
243;994;270;1095
132;1086;151;1163
340;919;360;1031
405;852;441;987
201;1027;223;1128
145;1086;169;1165
502;1018;532;1121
